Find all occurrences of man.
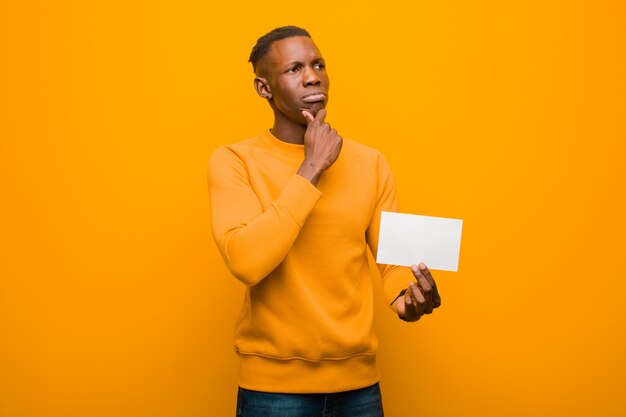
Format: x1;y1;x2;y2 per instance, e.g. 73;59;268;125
207;26;441;417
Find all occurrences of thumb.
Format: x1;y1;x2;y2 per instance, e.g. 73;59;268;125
394;295;407;317
301;110;315;124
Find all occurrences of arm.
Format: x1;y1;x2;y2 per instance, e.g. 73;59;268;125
207;109;342;286
366;153;441;321
365;153;415;309
207;147;322;286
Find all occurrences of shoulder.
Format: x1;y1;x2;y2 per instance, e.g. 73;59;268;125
208;135;265;167
341;138;389;167
207;136;268;185
342;138;381;156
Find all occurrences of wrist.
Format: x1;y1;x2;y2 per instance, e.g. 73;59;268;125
297;160;324;186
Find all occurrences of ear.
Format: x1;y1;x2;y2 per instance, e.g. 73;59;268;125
254;77;272;100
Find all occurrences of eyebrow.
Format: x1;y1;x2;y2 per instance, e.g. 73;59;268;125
284;60;304;67
283;57;325;68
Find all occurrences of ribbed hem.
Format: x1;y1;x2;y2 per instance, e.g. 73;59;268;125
237;353;380;394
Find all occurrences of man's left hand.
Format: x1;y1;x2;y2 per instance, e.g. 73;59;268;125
394;263;442;322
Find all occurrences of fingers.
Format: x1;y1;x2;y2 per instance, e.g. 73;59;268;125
409;281;431;315
302;108;327;129
403;291;420;322
403;293;415;321
408;282;426;305
314;107;327;123
399;264;442;322
301;110;315;124
417;263;442;308
301;109;326;125
401;282;425;321
411;264;432;293
418;262;436;288
411;265;435;314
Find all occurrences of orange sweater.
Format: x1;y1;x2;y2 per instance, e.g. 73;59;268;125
207;129;413;393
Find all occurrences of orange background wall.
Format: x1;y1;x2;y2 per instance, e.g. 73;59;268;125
1;1;625;416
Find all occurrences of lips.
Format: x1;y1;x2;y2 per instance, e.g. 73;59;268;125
302;92;326;103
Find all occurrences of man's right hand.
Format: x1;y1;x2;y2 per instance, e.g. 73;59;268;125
297;108;343;186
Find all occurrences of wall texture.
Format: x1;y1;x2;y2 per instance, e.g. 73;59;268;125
1;1;625;416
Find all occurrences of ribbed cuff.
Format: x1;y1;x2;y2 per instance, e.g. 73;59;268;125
275;174;323;226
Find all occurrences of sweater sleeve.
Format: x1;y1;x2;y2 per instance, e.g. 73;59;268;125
207;146;323;286
365;152;415;312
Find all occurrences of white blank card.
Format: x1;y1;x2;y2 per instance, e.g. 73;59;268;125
376;211;463;271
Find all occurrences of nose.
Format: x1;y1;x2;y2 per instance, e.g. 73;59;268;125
302;65;321;86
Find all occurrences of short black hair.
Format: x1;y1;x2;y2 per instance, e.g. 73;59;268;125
248;26;311;73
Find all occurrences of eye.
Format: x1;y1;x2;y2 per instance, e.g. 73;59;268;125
314;63;325;70
287;65;300;73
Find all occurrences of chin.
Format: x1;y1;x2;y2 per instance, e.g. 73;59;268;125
293;102;328;125
307;102;327;116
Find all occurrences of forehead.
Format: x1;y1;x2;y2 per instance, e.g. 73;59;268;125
265;36;323;67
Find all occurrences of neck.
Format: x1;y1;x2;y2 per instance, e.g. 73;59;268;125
270;111;306;145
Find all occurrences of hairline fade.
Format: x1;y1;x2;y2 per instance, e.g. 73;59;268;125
248;26;312;74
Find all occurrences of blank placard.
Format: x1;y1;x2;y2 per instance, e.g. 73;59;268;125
376;211;463;271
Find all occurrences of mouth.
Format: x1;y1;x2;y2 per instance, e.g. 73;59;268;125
302;92;327;103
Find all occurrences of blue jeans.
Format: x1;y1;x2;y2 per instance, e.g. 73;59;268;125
235;382;384;417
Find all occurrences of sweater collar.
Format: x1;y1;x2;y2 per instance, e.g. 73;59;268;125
261;129;305;155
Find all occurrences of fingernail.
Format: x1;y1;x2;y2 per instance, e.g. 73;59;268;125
411;264;418;272
419;263;426;270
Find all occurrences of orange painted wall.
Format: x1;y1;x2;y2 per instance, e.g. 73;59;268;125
1;1;625;416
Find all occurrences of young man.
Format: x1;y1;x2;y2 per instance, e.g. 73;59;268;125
207;26;441;417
